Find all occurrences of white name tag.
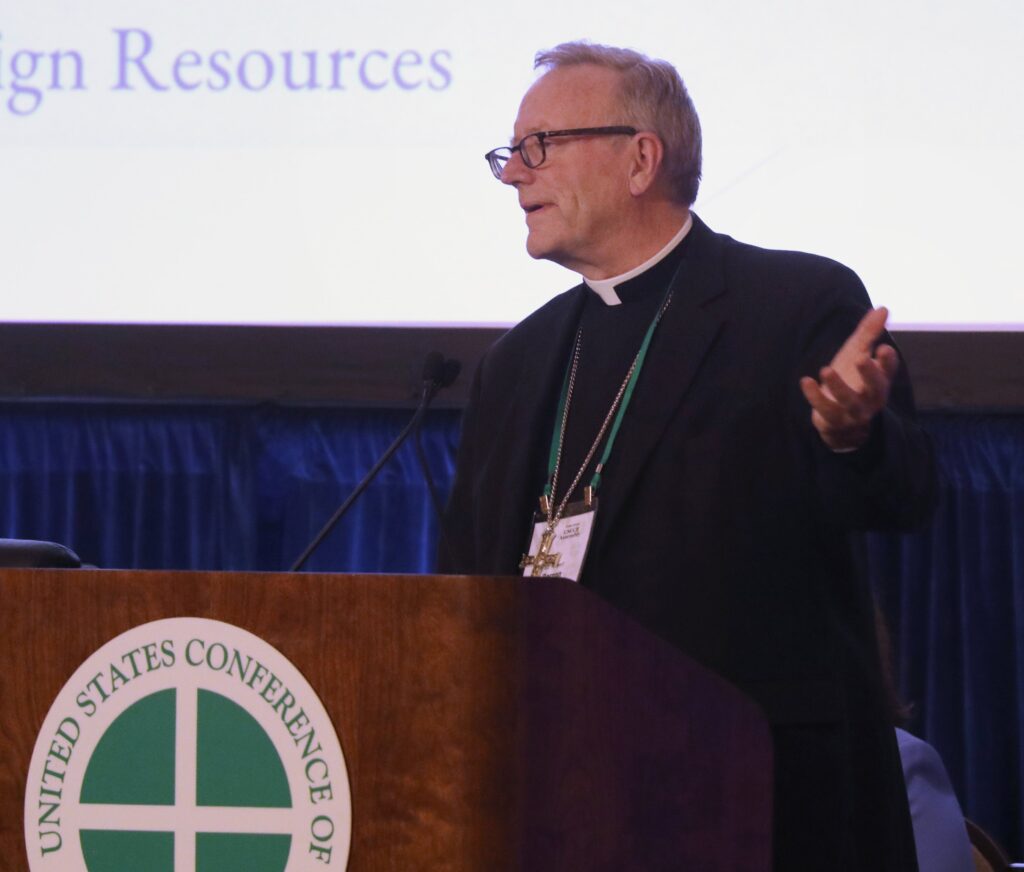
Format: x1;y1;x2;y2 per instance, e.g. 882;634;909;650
520;501;597;582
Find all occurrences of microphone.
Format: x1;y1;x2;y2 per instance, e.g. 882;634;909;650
289;351;461;572
419;351;461;396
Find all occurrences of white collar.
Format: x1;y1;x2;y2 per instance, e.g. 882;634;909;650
582;214;693;306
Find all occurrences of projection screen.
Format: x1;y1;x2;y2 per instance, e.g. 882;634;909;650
3;0;1021;332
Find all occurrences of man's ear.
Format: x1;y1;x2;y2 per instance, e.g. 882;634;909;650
627;131;665;197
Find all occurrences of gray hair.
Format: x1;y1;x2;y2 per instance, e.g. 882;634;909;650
534;41;702;206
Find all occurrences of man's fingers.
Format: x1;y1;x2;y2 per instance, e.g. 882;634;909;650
801;375;870;449
855;356;893;409
803;375;854;425
846;306;889;353
800;375;834;413
855;360;887;407
803;309;895;451
875;343;900;381
800;378;842;429
820;365;863;411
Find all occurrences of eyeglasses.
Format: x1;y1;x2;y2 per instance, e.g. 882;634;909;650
484;126;638;179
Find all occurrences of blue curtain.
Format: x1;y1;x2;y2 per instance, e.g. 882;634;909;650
0;402;459;572
1;401;1021;856
870;413;1024;858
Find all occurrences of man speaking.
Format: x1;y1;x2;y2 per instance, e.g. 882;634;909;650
441;41;937;870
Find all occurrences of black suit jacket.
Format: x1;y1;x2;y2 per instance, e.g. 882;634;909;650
442;215;936;869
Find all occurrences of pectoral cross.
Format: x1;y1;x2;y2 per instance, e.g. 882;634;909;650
520;527;562;577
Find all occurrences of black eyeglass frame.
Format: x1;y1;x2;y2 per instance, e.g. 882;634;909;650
484;126;638;179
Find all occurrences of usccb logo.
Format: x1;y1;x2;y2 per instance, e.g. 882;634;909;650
24;618;352;871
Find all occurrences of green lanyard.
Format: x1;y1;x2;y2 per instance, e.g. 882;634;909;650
544;282;674;503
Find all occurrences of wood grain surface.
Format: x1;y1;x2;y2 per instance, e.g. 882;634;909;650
1;570;772;871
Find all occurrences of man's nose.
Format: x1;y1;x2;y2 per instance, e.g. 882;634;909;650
500;151;530;186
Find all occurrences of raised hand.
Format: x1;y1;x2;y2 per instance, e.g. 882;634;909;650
800;307;900;451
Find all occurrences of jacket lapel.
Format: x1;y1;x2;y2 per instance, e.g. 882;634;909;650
491;287;588;568
590;217;730;544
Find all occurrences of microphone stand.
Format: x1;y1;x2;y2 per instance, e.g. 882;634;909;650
413;356;460;566
289;354;456;572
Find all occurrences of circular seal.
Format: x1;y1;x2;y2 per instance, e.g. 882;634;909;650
24;618;352;872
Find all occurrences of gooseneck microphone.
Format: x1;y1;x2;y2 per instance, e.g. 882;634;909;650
289;352;460;572
413;355;460;562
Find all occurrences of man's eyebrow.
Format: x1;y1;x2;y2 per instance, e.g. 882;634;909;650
510;125;547;147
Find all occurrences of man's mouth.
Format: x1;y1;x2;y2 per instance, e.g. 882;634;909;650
523;203;545;214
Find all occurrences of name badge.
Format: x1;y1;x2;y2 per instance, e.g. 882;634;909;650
519;499;597;582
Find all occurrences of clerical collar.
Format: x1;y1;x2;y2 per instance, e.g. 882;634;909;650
582;214;693;306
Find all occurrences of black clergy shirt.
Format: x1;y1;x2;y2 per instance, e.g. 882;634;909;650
556;232;692;506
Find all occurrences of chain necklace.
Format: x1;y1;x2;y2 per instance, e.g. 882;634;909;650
543;288;675;536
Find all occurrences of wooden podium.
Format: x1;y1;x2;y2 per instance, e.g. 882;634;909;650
1;569;772;870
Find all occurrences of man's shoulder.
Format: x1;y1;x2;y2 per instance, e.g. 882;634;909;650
513;282;584;330
484;284;584;362
697;217;864;292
